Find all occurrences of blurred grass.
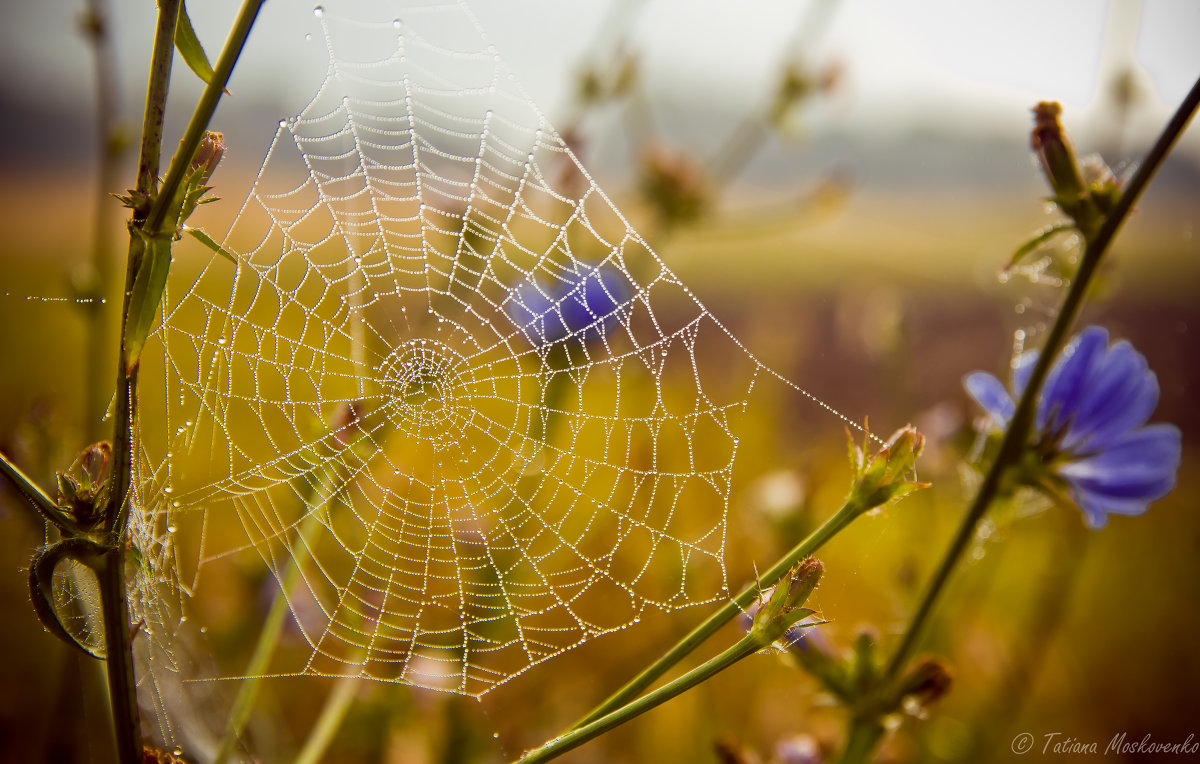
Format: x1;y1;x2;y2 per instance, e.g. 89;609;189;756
1;165;1198;763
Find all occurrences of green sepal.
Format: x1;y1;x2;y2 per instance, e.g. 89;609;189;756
174;1;219;88
184;227;237;265
123;232;173;371
1008;223;1075;270
29;539;109;659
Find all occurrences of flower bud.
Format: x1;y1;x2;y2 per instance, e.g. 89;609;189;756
1031;102;1086;202
55;441;112;527
190;131;225;187
895;657;953;715
847;425;928;512
749;558;824;648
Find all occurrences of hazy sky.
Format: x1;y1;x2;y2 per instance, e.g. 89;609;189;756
4;0;1199;160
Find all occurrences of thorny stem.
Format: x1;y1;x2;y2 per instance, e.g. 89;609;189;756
97;1;266;761
99;2;181;760
520;634;764;764
570;495;865;730
881;73;1200;685
145;0;266;236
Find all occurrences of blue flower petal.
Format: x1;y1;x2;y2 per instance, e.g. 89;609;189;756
969;325;1181;530
558;264;629;341
1058;424;1182;527
1064;341;1158;452
506;279;570;345
964;371;1015;428
1037;326;1108;432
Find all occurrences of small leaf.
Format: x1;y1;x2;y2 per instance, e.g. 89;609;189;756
123;234;173;371
1008;223;1074;270
174;1;219;87
185;227;238;265
29;539;108;659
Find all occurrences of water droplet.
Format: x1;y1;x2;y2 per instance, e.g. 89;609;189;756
167;525;177;533
172;501;180;508
217;336;227;345
278;119;288;128
393;18;402;29
172;746;184;757
304;33;312;41
492;733;499;740
313;5;325;17
164;486;173;494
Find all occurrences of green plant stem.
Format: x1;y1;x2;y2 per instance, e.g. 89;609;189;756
93;2;266;761
881;73;1200;686
82;0;125;441
213;516;317;764
294;675;363;764
98;546;141;764
519;633;764;764
838;717;886;764
97;5;181;756
0;450;76;533
144;0;266;236
571;495;865;730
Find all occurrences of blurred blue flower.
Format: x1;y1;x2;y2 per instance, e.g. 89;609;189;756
506;262;629;347
965;326;1181;528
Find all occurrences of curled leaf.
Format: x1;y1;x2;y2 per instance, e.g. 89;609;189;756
29;539;109;659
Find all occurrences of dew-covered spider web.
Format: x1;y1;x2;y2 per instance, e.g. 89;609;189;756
127;0;866;719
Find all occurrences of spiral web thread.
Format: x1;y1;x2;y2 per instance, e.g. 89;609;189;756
128;0;862;721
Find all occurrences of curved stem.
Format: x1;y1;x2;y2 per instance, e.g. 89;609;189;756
883;72;1200;683
519;634;763;764
571;495;865;729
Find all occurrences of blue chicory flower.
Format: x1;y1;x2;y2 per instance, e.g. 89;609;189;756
964;326;1181;528
506;262;629;347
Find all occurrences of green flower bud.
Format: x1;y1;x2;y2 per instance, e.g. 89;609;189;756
1031;102;1086;202
750;558;824;647
847;425;929;512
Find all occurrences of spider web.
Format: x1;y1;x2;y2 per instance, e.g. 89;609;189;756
129;0;862;714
